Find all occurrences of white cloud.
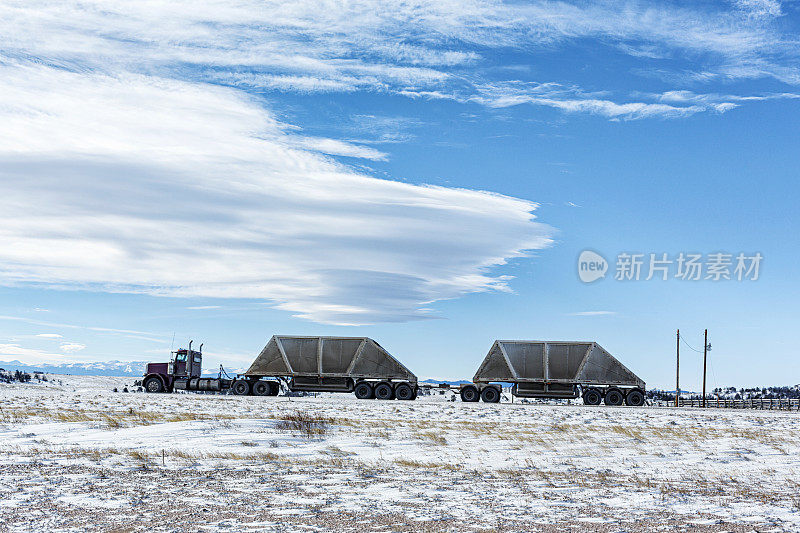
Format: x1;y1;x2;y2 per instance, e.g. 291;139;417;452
35;333;63;339
0;344;64;364
735;0;783;19
1;0;797;116
0;64;552;324
405;82;719;120
0;315;166;341
655;89;800;105
60;343;87;354
1;0;796;324
289;137;388;161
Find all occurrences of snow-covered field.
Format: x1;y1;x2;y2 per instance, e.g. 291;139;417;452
1;376;799;532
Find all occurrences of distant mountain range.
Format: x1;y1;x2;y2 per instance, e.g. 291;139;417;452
0;360;147;377
419;378;472;386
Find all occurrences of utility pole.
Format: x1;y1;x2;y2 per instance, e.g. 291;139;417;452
702;328;708;408
675;329;680;407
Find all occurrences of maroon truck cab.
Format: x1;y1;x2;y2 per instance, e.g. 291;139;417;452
142;342;204;393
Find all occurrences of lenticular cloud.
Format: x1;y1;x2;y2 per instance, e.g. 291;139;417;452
0;65;552;324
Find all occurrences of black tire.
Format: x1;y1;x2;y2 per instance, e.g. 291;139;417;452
354;382;374;400
460;385;479;403
604;388;624;406
144;377;164;393
252;381;270;396
625;389;645;407
395;383;415;401
268;381;280;396
480;386;501;403
374;382;394;400
232;380;250;396
583;388;602;405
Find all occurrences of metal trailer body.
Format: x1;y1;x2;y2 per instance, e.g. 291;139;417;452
466;341;646;406
240;335;418;399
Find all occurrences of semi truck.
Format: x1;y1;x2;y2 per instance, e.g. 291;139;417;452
142;337;645;406
142;336;419;400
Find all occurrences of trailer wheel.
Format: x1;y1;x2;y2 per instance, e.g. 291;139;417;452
583;388;602;405
625;389;645;407
354;382;374;400
143;377;164;393
252;381;270;396
232;380;250;396
460;385;479;403
374;382;395;400
480;386;501;403
267;381;280;396
395;383;415;401
604;388;624;406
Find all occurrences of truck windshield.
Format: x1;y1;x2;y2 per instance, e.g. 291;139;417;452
175;352;187;362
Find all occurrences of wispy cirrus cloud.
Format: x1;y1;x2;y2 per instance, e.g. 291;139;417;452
0;315;167;340
2;1;798;119
402;82;747;120
0;64;552;324
1;0;798;325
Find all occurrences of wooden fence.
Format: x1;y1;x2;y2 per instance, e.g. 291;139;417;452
657;398;800;411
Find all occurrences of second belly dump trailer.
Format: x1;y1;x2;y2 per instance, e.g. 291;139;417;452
143;336;645;406
454;340;646;406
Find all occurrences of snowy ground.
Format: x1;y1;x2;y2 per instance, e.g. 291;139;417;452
1;376;799;532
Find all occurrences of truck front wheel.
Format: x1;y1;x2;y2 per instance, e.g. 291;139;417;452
144;377;164;393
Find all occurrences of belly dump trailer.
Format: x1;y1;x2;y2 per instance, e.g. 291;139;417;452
449;340;646;406
142;336;419;400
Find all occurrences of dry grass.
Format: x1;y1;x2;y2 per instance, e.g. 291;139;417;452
392;457;463;471
127;450;150;462
417;430;447;445
275;412;332;439
322;445;354;457
0;405;238;428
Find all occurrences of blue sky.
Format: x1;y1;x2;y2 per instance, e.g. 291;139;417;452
1;0;798;389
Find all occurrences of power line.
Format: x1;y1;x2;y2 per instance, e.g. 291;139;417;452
680;335;703;353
